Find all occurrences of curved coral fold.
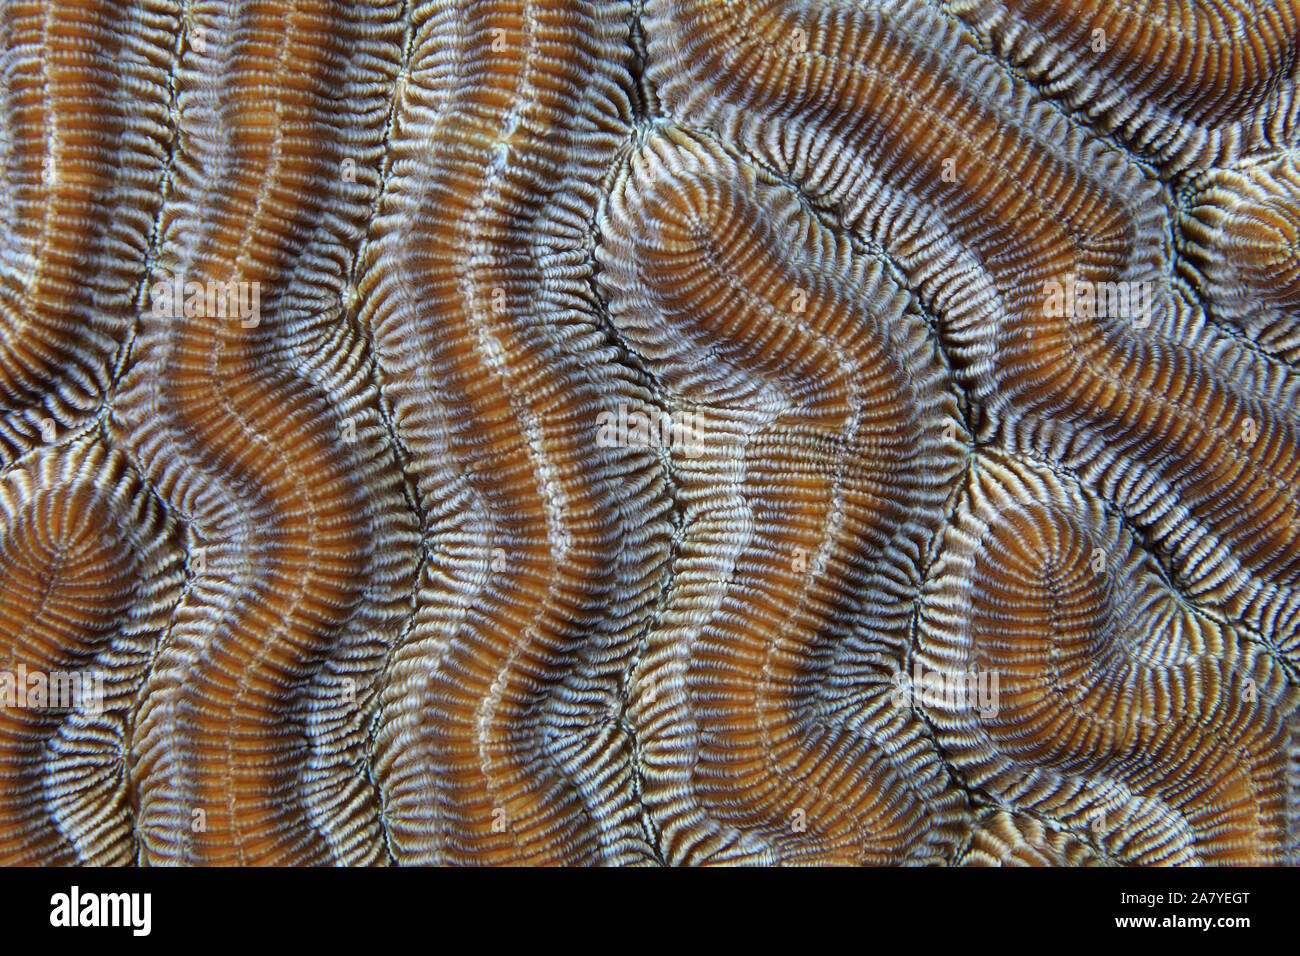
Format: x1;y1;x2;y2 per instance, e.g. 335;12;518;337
0;0;176;460
0;442;181;864
109;0;417;864
597;126;967;863
361;0;667;865
919;456;1297;864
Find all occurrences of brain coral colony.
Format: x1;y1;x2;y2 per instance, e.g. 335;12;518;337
0;0;1297;866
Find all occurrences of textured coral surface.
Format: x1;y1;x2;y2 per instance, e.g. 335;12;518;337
0;0;1298;865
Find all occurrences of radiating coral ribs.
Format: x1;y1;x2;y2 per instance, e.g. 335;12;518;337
956;0;1300;166
652;0;1300;661
0;443;181;865
1181;158;1300;360
598;127;967;864
0;0;176;461
0;0;1297;867
110;0;410;865
960;811;1113;866
920;457;1293;864
362;0;663;865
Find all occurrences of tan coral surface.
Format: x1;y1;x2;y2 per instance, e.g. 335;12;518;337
0;0;1297;865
